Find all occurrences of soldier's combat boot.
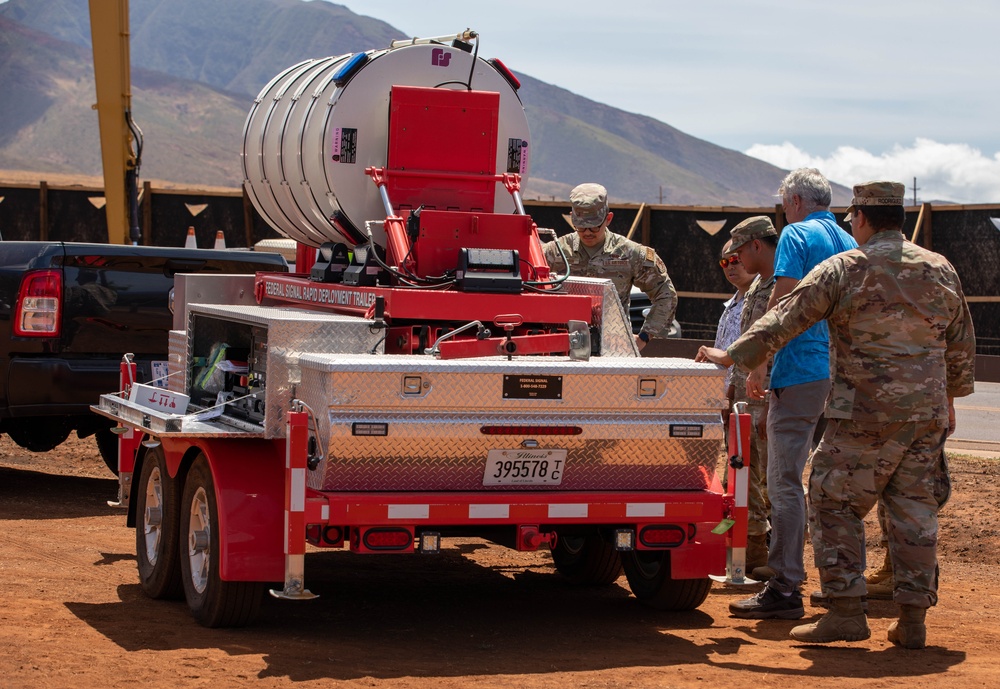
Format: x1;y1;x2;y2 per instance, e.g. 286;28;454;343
746;533;769;573
789;597;870;643
808;589;868;612
887;605;927;649
865;552;894;600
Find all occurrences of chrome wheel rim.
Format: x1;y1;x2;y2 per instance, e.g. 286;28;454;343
142;466;164;565
187;486;211;594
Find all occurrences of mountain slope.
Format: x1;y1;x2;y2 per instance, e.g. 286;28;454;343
0;0;843;204
520;75;791;205
0;16;248;185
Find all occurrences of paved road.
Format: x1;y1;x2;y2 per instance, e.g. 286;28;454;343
949;381;1000;456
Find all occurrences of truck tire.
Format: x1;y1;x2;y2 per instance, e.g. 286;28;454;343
551;532;623;585
95;428;120;476
135;446;183;600
621;550;712;611
6;417;71;453
180;455;264;627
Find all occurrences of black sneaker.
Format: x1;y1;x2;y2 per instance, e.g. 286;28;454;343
730;586;804;619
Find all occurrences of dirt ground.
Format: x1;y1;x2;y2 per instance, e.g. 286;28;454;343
1;434;998;689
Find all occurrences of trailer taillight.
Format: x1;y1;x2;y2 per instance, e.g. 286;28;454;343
14;269;62;337
480;425;582;435
361;527;413;551
639;525;686;548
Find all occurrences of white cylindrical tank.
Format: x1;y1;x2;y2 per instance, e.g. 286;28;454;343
242;38;531;248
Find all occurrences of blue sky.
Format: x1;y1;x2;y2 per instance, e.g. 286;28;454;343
332;0;1000;204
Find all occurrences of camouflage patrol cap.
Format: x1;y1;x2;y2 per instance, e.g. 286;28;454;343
569;183;609;229
728;215;777;251
844;180;905;221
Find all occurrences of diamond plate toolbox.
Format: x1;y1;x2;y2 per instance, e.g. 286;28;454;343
185;303;383;436
297;354;727;492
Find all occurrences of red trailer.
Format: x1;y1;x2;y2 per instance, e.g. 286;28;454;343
94;31;751;627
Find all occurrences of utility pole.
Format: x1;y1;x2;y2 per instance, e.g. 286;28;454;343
659;185;663;204
912;177;919;206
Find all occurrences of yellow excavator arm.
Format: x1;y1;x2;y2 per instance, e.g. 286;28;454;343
89;0;140;245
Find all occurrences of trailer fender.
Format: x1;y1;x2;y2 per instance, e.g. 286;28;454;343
669;530;727;579
158;437;286;583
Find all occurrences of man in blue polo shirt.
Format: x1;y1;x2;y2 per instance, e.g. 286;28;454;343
730;168;858;619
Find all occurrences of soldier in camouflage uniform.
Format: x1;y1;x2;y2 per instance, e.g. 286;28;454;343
697;181;976;648
544;183;677;351
726;216;778;573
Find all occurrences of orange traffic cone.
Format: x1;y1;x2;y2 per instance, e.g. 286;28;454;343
213;230;226;249
184;226;197;248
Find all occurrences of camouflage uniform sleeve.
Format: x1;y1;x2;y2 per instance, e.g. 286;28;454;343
633;247;678;338
944;276;977;398
728;260;842;372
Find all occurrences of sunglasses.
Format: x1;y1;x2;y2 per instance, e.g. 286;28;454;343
719;255;741;268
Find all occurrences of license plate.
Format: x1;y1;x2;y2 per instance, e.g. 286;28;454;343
483;449;567;486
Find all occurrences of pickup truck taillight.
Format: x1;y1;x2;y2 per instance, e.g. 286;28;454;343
14;269;62;337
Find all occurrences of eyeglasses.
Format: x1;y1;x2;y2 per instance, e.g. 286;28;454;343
719;255;741;269
575;226;602;234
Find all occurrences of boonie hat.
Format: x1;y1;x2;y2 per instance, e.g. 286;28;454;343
570;183;609;229
728;215;777;251
844;180;905;221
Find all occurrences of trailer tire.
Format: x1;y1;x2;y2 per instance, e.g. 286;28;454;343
622;550;712;611
6;417;71;453
551;532;623;585
180;456;264;627
135;445;183;600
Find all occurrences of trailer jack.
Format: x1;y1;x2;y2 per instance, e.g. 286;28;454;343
710;402;757;586
270;408;319;601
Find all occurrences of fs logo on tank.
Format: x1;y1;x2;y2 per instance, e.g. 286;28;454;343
431;48;451;67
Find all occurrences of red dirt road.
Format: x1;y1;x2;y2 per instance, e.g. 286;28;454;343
1;434;997;689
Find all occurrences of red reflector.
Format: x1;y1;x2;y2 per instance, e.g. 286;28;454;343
14;269;62;337
639;525;686;547
480;425;582;435
362;527;413;550
487;57;521;90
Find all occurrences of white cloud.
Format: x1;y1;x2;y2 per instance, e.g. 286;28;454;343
745;139;1000;205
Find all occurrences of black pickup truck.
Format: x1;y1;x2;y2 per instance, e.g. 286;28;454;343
0;241;288;472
